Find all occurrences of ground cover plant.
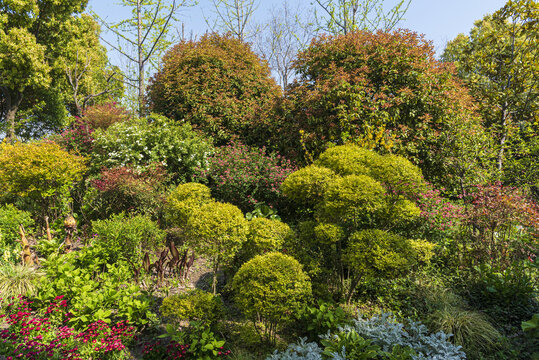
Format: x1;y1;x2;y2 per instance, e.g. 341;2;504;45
1;1;538;359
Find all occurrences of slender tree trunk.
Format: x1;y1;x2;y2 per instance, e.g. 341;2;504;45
4;89;23;143
137;0;145;116
497;105;509;172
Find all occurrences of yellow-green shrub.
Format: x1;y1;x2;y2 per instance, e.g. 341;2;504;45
232;252;312;341
160;289;224;325
186;201;248;293
314;144;376;176
164;183;213;226
241;218;295;260
0;141;86;218
280;165;336;206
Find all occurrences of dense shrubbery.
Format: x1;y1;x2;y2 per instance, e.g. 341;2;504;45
148;33;281;146
92;114;213;182
195;143;296;213
160;289;225;326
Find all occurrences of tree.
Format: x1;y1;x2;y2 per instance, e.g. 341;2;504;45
280;144;433;300
186;201;249;294
278;30;491;194
314;0;411;35
0;3;120;141
147;33;281;146
441;1;538;176
207;0;259;42
93;0;194;115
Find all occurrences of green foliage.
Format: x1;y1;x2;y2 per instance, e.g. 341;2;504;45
0;141;86;219
0;2;119;139
148;33;281;145
239;218;295;262
0;205;34;263
0;264;42;304
344;230;420;280
195;143;296;213
232;252;312;342
165;182;213;227
297;301;349;341
35;248;155;329
92;114;213;182
160;289;225;325
321;330;381;359
92;213;166;263
522;314;539;338
442;1;539;177
279;30;490;194
245;202;281;221
281;165;337;207
186;201;249;293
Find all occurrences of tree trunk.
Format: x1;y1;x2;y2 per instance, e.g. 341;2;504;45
3;88;22;142
137;0;145;117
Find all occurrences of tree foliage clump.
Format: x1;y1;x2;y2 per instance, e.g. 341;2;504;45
92;113;213;182
279;29;490;194
164;182;214;227
232;252;312;342
0;141;86;220
281;145;433;301
147;33;281;145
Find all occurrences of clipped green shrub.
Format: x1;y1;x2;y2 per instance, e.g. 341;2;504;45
232;252;312;342
91;213;165;263
164;182;213;226
239;218;295;262
92;114;213;182
186;201;248;294
160;289;225;325
280;165;337;206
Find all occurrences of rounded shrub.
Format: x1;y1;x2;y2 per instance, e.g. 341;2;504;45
280;165;337;206
238;218;295;263
160;289;225;325
232;252;312;338
164;182;213;226
148;33;281;145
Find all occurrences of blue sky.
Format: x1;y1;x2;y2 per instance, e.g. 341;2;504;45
90;0;507;56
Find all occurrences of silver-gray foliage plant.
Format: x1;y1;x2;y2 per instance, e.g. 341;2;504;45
267;312;466;360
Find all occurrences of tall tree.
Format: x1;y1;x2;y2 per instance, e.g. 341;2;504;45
207;0;259;41
93;0;194;116
442;0;539;173
314;0;411;35
0;2;120;140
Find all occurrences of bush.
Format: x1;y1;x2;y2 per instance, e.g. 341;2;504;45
83;101;131;130
186;201;248;294
280;165;337;207
160;289;225;326
237;218;295;264
83;164;167;221
0;264;42;304
0;141;86;220
92;213;166;263
232;252;312;342
164;182;214;227
279;30;489;194
54;116;95;155
195;143;296;213
148;33;281;146
92;114;213;182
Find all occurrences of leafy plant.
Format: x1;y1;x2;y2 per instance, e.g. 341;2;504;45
160;289;225;326
297;301;349;341
232;252;312;343
92;213;166;263
195;143;296;213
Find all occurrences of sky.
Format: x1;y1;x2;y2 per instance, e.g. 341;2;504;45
90;0;508;57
